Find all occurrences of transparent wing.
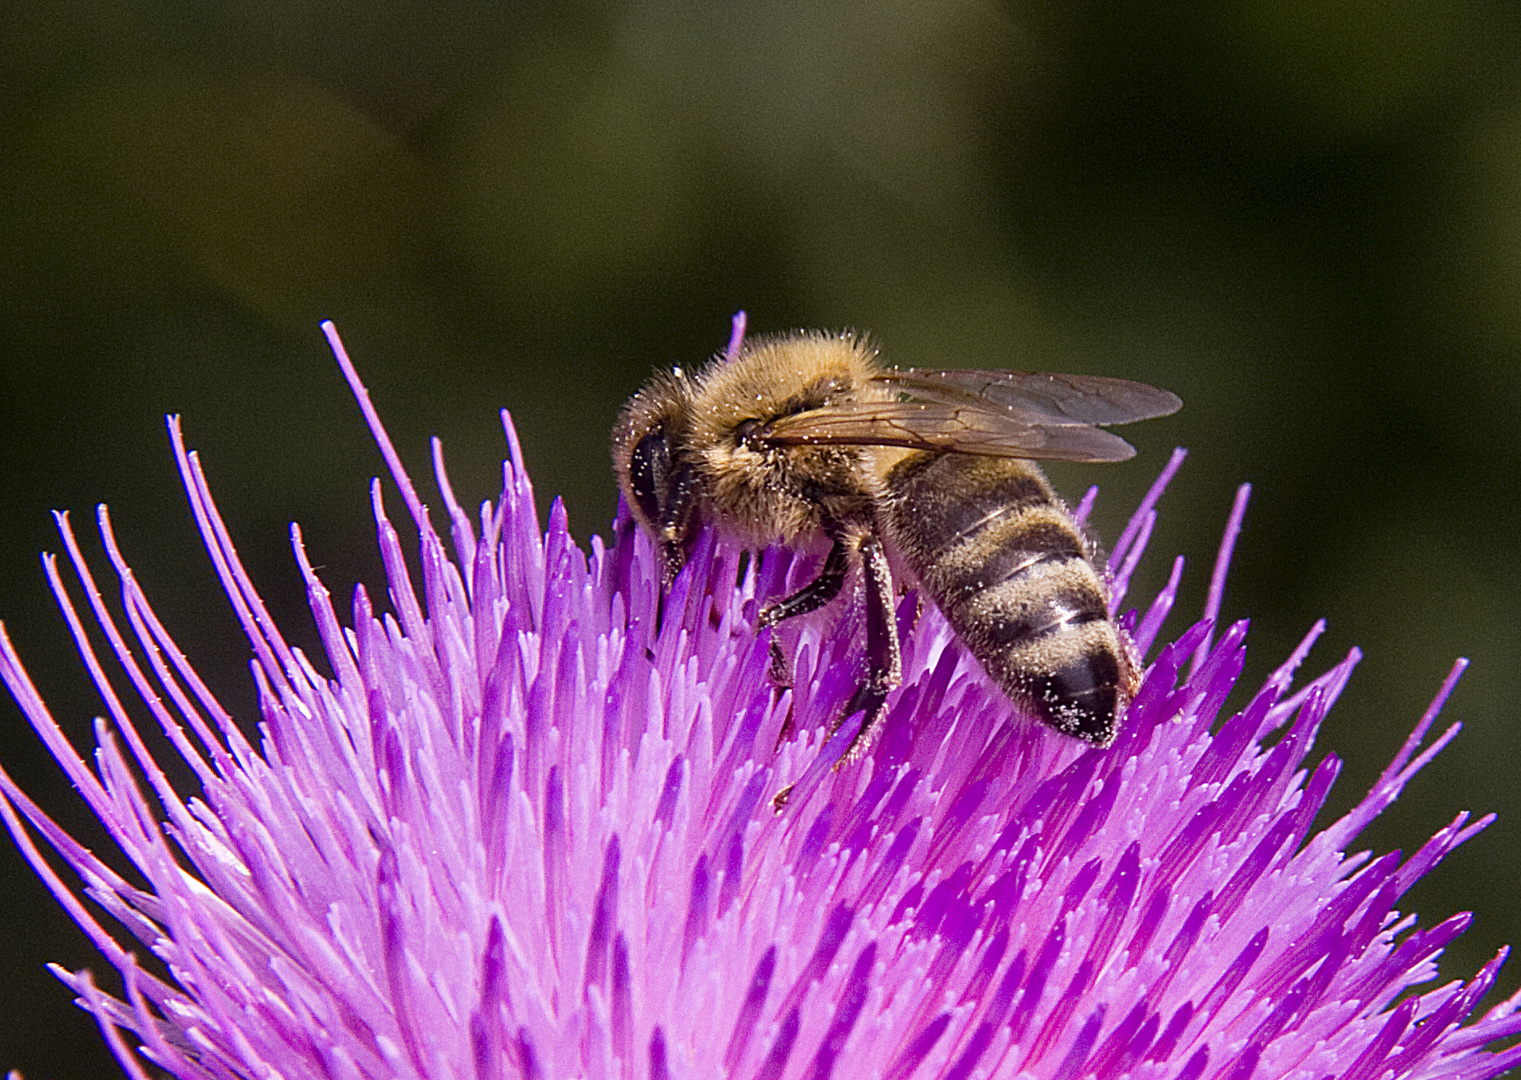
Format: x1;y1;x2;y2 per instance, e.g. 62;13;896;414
759;369;1178;462
761;400;1142;462
875;369;1182;426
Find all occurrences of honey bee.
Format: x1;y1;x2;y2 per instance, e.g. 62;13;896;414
612;327;1179;756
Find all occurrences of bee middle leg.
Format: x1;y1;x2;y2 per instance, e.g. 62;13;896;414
834;532;902;761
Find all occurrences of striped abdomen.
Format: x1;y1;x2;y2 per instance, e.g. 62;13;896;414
881;451;1133;745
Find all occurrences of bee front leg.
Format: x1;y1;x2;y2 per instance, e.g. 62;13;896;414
834;532;902;761
758;539;851;629
757;538;851;689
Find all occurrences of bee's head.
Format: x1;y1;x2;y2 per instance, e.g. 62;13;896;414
612;370;699;588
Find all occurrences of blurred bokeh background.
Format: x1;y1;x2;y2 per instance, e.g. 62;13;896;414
4;0;1521;1073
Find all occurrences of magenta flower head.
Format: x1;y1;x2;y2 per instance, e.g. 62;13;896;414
4;322;1521;1080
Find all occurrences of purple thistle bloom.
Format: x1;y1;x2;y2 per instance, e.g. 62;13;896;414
3;323;1521;1080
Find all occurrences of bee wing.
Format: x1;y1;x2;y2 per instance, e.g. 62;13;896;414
876;369;1182;426
760;369;1178;462
761;400;1142;462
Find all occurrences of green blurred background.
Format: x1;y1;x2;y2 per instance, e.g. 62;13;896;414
4;0;1521;1073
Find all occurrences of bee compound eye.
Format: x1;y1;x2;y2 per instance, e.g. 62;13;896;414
628;429;671;528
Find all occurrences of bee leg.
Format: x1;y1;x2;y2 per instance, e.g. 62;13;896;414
759;539;850;751
768;639;794;689
769;637;798;750
768;639;798;749
834;533;902;762
757;540;851;683
757;539;851;631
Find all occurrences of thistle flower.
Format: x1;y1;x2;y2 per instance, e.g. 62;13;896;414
3;324;1520;1080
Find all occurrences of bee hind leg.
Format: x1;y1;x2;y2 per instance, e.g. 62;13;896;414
832;533;902;763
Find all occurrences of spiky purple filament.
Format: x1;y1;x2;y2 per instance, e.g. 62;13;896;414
0;324;1517;1079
